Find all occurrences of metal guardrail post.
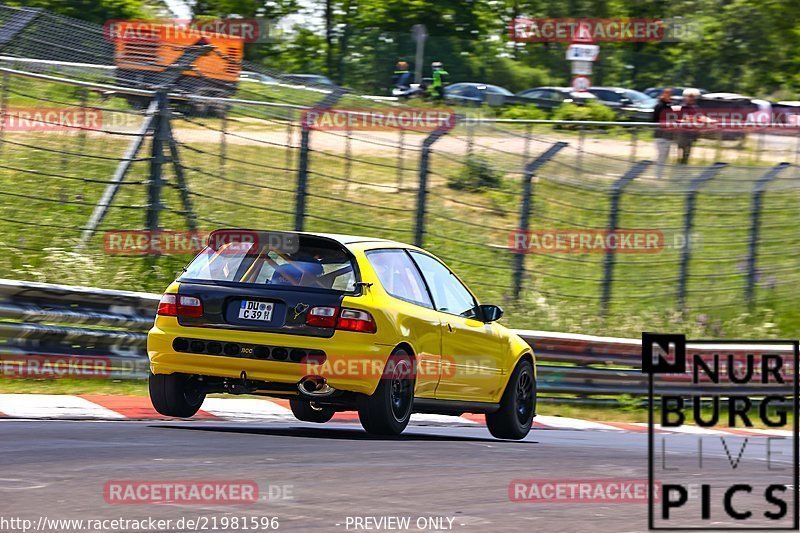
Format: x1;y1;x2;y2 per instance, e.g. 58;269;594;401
161;98;198;233
77;98;158;250
294;88;347;232
414;125;452;247
512;142;568;299
745;162;790;305
677;163;727;309
146;91;168;237
600;160;652;316
294;124;312;231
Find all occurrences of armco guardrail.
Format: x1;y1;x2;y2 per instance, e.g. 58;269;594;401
0;278;157;379
0;279;794;402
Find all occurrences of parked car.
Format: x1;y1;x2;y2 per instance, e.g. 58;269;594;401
587;87;657;121
148;229;537;439
516;87;597;110
283;74;336;86
444;82;520;107
643;87;708;102
774;101;800;127
695;92;760;140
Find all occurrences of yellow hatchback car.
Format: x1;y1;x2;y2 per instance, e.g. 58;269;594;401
147;230;536;439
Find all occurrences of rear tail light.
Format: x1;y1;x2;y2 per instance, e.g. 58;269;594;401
306;306;338;328
177;296;204;317
157;293;204;318
337;308;377;333
157;294;177;316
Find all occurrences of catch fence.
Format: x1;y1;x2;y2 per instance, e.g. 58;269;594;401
0;4;800;334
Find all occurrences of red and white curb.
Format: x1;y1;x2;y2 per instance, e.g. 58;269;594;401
0;394;790;436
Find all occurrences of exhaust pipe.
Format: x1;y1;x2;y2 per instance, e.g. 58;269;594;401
298;376;335;397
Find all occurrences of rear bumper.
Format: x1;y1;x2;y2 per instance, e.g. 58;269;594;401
147;317;392;395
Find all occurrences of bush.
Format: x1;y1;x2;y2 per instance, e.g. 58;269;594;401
551;101;616;129
448;156;502;192
477;57;551;93
499;104;549;120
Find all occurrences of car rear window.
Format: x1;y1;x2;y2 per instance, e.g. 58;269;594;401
178;231;358;292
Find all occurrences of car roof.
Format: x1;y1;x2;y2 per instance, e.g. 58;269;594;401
209;229;408;248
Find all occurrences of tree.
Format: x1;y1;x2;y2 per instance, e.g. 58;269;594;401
6;0;146;24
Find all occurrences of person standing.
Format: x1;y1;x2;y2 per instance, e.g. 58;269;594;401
429;61;448;101
391;61;411;88
676;88;703;165
652;88;674;178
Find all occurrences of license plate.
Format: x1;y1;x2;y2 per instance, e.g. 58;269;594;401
238;300;274;321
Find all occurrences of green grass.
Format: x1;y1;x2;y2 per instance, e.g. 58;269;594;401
0;74;799;340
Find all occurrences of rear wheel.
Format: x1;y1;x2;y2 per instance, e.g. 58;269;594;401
149;372;205;418
357;350;415;436
485;358;535;440
289;399;335;423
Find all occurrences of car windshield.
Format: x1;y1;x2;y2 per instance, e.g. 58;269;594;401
179;231;357;292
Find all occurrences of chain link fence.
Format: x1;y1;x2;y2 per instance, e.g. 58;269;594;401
0;4;799;335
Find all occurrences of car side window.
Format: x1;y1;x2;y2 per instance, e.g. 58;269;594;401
366;250;433;308
409;252;478;318
521;89;544;99
594;90;621;102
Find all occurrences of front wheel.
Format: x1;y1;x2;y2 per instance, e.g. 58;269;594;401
289;399;335;423
149;372;205;418
357;350;415;436
485;358;536;440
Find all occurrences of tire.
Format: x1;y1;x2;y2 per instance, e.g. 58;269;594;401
149;372;205;418
357;350;415;436
289;399;335;423
486;358;536;440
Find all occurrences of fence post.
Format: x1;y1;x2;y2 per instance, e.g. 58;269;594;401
77;95;158;249
600;160;652;315
677;162;727;309
414;125;452;247
294;89;347;232
512;142;568;299
219;110;228;179
146;91;168;237
745;162;790;306
396;126;405;191
0;71;8;158
577;124;585;178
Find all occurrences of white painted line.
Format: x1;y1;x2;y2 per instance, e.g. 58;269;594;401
201;398;293;422
535;415;624;431
0;394;125;419
410;413;478;425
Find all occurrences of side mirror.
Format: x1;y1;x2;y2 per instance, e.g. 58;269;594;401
479;304;504;323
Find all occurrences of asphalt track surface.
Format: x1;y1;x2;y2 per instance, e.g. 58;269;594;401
0;419;795;533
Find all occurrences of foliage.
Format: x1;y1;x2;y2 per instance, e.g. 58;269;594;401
499;104;549;120
551;101;617;128
6;0;147;25
447;155;503;192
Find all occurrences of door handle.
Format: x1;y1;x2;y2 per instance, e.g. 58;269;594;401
446;323;454;333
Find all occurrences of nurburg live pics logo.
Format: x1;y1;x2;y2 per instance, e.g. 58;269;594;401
643;332;799;530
